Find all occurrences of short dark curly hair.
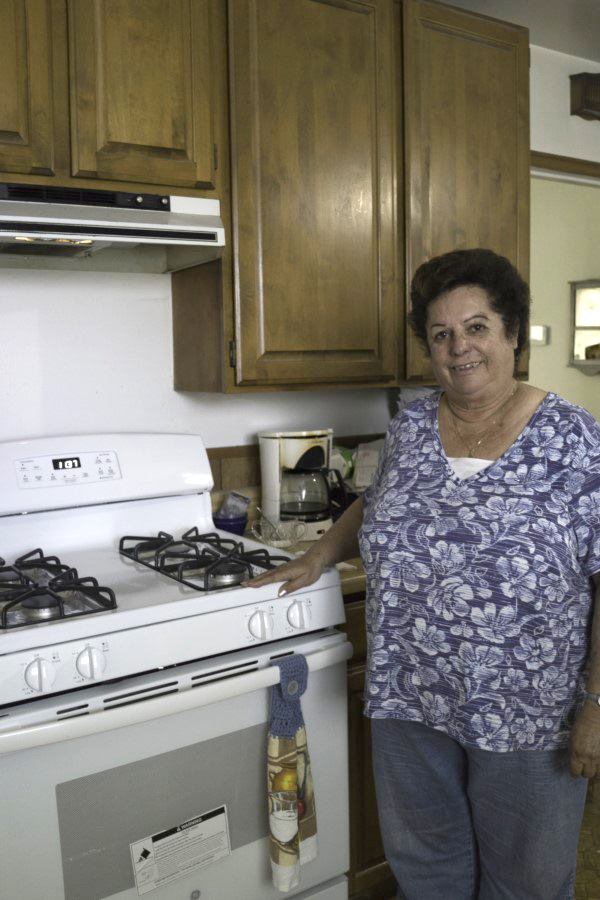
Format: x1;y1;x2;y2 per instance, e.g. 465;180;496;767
408;248;530;361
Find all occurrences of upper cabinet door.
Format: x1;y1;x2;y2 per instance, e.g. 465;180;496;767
229;0;399;387
68;0;218;189
403;0;530;381
0;0;60;176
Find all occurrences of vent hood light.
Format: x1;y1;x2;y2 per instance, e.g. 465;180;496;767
14;235;94;245
0;184;225;273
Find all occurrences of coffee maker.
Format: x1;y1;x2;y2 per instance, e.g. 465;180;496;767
258;429;334;541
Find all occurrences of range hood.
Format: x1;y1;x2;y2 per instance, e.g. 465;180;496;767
0;184;225;273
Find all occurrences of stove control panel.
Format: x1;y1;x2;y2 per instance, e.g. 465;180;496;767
287;600;312;630
76;646;107;680
15;450;122;489
1;580;344;704
24;657;56;692
248;609;274;641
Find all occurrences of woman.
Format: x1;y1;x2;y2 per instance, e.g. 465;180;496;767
249;248;600;899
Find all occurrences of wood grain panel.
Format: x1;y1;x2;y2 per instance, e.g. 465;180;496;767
68;0;217;188
403;0;530;381
172;260;224;392
347;662;396;898
531;151;600;181
229;0;400;386
220;453;261;492
0;0;58;175
0;2;27;145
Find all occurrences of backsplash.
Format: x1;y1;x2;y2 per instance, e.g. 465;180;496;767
0;268;392;446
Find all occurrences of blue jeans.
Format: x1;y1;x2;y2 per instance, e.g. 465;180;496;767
371;719;588;900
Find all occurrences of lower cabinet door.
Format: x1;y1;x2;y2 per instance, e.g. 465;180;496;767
347;662;397;899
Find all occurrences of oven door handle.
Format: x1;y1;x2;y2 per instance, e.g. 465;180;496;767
0;640;353;754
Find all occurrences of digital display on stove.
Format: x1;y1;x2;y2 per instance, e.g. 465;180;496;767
52;456;82;471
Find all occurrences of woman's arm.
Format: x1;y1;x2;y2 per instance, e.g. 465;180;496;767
569;574;600;777
245;496;363;596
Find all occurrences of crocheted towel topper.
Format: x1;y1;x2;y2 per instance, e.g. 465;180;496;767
270;654;308;737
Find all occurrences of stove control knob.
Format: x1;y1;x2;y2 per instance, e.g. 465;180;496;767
286;600;311;630
248;610;274;641
24;657;56;693
76;646;107;680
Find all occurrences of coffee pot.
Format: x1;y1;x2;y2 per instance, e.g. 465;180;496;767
258;429;335;540
280;467;331;521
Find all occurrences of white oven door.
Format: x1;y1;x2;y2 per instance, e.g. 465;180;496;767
0;634;351;900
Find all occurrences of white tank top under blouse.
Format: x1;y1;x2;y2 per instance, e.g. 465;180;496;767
446;456;492;479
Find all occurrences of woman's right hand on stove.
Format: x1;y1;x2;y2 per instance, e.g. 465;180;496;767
247;499;363;596
245;552;325;596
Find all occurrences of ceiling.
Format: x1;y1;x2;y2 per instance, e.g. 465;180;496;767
446;0;600;62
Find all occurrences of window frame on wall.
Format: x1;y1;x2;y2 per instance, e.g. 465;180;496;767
569;279;600;375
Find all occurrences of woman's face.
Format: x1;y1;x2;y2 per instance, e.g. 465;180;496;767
425;285;517;400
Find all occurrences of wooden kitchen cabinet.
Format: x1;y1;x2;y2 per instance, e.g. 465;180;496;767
0;0;226;195
0;0;66;178
175;0;531;392
67;0;219;189
341;596;397;900
402;0;530;382
225;0;401;388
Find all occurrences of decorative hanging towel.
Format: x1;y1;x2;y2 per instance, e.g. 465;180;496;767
268;654;317;892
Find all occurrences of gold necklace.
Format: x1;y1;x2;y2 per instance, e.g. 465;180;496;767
446;383;519;458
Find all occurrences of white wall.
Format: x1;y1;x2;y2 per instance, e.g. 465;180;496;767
0;269;390;446
445;0;600;66
528;176;600;420
530;46;600;162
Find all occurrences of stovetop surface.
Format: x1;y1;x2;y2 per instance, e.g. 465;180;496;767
0;530;337;654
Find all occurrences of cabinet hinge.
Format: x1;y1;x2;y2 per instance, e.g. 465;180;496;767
213;143;218;170
228;340;236;368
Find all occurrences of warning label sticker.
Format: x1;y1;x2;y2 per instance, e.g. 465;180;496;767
130;805;231;895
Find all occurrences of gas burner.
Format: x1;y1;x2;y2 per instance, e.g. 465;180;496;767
0;554;117;629
238;547;290;569
19;591;62;623
0;559;33;596
119;532;175;563
181;529;289;569
155;542;202;569
120;533;206;573
14;548;73;586
208;559;250;588
182;528;240;553
119;528;290;592
159;546;252;591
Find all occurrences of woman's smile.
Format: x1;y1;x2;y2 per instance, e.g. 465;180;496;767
452;360;484;373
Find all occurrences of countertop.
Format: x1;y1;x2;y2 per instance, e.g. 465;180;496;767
336;557;366;596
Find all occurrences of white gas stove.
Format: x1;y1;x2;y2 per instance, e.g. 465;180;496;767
0;433;351;900
0;433;345;707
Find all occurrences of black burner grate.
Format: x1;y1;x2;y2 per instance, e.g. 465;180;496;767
0;551;117;629
119;529;289;592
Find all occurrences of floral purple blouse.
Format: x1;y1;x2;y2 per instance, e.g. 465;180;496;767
359;392;600;751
